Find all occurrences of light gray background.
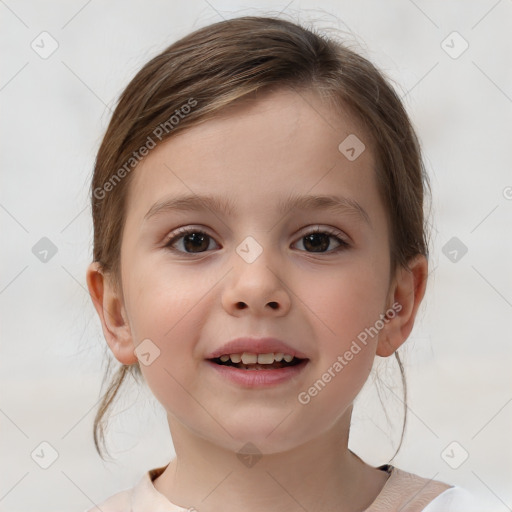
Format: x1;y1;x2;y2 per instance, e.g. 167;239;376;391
1;1;511;511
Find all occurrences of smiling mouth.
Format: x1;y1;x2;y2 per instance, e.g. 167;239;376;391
209;354;306;370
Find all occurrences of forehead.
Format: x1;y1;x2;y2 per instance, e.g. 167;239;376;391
125;88;382;225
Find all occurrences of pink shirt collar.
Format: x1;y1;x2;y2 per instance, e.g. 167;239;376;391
113;463;451;512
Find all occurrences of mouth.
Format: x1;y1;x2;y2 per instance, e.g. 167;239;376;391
209;352;307;370
206;351;310;387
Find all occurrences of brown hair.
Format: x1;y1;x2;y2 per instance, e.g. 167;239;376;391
90;15;430;459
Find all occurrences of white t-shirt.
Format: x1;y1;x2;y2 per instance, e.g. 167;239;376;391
422;486;479;512
86;464;482;511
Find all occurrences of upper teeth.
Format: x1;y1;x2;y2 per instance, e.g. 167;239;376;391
219;352;295;364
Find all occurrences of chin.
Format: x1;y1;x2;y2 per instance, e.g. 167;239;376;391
215;416;315;455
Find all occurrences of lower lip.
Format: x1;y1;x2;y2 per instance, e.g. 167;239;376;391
206;359;309;388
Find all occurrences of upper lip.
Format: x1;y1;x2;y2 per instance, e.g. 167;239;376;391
206;337;309;360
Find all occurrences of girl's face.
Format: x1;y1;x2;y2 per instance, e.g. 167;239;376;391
117;88;394;453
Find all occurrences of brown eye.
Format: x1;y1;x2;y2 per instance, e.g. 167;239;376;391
294;228;349;253
165;229;218;253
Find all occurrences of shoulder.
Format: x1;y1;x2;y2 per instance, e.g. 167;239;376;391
84;487;132;512
367;466;487;512
83;465;174;512
366;465;452;511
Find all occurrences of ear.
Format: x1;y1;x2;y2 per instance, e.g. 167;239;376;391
86;262;138;365
376;254;428;357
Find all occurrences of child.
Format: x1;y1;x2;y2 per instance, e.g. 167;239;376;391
85;15;478;512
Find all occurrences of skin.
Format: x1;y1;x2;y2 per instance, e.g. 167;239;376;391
87;88;428;512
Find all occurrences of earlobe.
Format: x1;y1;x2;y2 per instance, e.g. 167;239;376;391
376;254;428;357
86;262;138;365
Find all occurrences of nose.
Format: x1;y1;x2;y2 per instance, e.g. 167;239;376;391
221;248;291;317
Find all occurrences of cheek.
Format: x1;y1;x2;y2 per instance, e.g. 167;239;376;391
124;261;208;340
300;344;374;410
123;265;212;405
305;258;390;346
135;306;208;419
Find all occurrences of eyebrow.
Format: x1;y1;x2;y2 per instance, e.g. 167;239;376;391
144;192;372;227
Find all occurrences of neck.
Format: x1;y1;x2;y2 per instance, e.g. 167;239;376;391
153;409;389;512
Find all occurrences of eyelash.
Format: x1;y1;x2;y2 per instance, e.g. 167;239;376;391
163;226;350;255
